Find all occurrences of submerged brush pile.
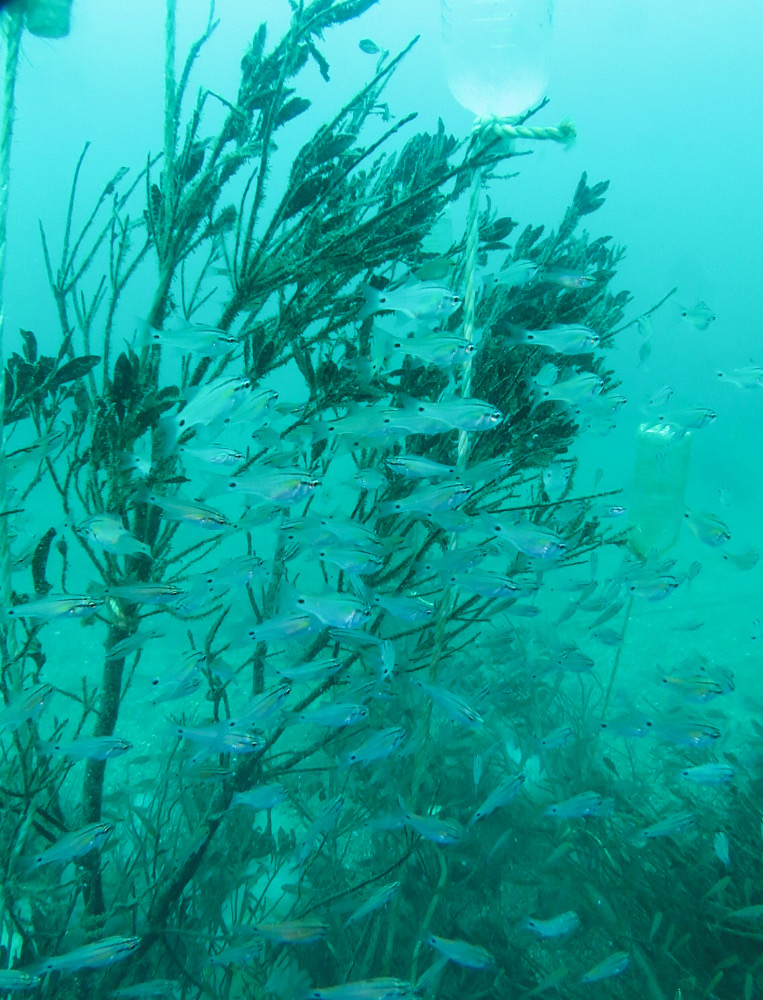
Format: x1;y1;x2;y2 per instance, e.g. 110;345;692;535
0;2;758;999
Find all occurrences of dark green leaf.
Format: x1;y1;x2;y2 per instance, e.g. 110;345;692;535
480;217;517;243
275;97;312;127
359;38;380;54
51;355;101;388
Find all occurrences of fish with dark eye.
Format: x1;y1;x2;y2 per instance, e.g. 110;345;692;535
343;882;400;927
684;510;730;546
520;911;580;938
43;736;132;761
4;595;102;621
679;300;715;331
426;933;494;969
469;773;525;825
358;281;462;324
680;763;734;785
24;821;113;871
32;935;141;975
544;791;610;819
638;810;695;840
505;322;599;355
0;684;53;735
538;266;596;289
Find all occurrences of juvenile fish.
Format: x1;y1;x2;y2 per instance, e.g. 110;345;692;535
298;702;369;728
378;481;471;516
539;267;596;289
384;333;475;368
470;773;525;825
0;684;53;735
344;882;400;927
482;259;538;290
231;784;287;811
176;722;264;754
402;395;503;432
386;454;456;480
141;321;237;356
358;281;461;324
639;811;695;839
25;822;113;871
680;763;734;785
415;680;484;727
295;593;371;630
482;516;567;560
43;736;132;761
76;514;151;558
426;933;493;969
4;595;102;621
254;920;328;944
211;468;320;505
580;951;630;983
680;300;715;331
545;791;608;819
33;935;141;975
684;510;730;547
507;323;599;355
135;487;230;530
521;911;580;938
342;726;406;767
531;369;603;408
306;979;412;1000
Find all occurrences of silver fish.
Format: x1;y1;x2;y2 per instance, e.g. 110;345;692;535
482;259;538;290
470;773;525;825
483;516;567;560
76;514;151;558
415;680;483;727
386;454;455;479
295;593;371;630
135;487;230;530
378;481;471;516
580;951;630;983
342;726;406;767
545;791;610;819
231;784;287;811
25;822;113;870
211;467;320;505
298;702;369;728
43;736;132;761
33;935;141;975
4;595;102;621
426;933;494;969
680;763;734;785
522;911;580;938
639;811;695;839
0;684;53;735
344;882;400;927
507;322;599;355
177;722;264;754
383;332;475;368
539;267;596;289
306;978;411;999
358;281;461;323
253;919;328;944
141;321;237;356
679;300;715;331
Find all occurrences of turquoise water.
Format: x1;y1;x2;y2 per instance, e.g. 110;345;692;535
0;2;761;999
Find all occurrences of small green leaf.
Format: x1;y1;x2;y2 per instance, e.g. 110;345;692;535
359;38;380;54
20;329;37;363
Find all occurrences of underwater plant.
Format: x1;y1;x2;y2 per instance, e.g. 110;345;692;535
0;3;756;1000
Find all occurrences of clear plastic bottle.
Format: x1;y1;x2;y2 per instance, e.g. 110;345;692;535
440;0;554;117
629;422;691;559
